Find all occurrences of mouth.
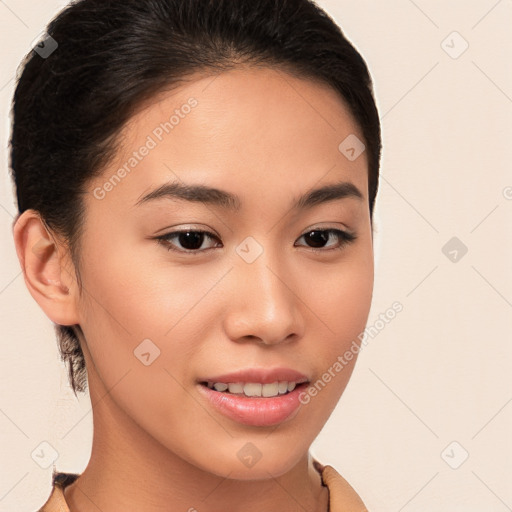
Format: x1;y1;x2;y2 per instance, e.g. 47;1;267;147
199;380;308;398
196;369;311;427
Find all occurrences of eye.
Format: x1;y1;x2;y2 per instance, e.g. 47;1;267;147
155;229;222;254
295;228;357;253
154;227;356;255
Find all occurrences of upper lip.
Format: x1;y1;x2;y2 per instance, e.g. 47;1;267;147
199;367;309;385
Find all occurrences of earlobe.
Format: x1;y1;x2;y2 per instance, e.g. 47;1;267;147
12;209;80;326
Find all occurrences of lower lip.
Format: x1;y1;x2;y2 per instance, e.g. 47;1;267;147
197;383;308;427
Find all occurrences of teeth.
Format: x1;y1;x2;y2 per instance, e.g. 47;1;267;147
262;382;279;397
228;382;244;394
278;381;288;394
207;381;302;397
244;383;262;397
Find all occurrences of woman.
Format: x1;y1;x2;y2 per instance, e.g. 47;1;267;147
10;0;381;510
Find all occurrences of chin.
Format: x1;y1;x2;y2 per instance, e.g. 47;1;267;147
195;441;308;481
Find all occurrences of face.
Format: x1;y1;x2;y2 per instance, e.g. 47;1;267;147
74;66;374;479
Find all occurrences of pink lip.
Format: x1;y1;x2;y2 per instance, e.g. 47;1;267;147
198;367;309;385
196;367;310;427
197;382;308;427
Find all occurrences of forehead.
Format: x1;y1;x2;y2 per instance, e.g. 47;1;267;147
87;66;368;211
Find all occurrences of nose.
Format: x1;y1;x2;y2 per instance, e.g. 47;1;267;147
222;247;306;346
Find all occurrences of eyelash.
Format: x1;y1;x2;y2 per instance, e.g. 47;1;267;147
155;227;357;255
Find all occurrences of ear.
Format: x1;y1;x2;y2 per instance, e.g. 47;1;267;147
12;209;80;326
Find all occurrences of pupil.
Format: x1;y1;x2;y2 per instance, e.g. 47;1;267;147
306;230;328;248
179;231;204;250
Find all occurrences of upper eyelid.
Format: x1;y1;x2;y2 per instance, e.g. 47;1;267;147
160;224;352;236
158;228;351;244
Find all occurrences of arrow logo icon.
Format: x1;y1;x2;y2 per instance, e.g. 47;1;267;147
134;339;161;366
441;31;469;59
442;236;468;263
237;442;263;468
441;441;469;469
338;134;365;161
236;236;263;263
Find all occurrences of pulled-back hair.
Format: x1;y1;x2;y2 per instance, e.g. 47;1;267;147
9;0;381;395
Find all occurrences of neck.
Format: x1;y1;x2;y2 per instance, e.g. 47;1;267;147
64;384;328;512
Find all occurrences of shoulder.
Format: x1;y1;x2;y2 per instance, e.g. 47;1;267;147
37;464;365;511
37;471;79;512
313;459;368;512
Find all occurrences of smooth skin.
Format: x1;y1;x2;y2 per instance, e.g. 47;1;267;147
13;66;374;512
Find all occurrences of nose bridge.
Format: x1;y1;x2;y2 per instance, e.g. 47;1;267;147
225;236;304;344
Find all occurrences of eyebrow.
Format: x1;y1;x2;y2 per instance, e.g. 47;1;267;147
135;180;364;211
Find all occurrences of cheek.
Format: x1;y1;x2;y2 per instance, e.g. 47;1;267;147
76;240;228;397
76;251;210;439
302;245;374;343
293;270;372;433
298;244;374;395
78;230;217;337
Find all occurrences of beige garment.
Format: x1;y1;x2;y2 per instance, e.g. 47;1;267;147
38;460;367;512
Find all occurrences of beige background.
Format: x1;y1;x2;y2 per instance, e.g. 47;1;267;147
1;1;511;510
